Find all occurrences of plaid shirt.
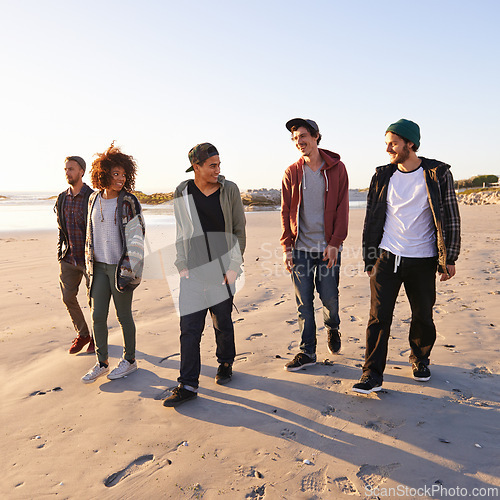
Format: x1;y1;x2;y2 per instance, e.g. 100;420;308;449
63;186;91;267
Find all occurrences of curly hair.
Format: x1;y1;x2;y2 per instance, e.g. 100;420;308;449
90;143;137;191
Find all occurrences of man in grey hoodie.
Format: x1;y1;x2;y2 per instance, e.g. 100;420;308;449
163;143;246;407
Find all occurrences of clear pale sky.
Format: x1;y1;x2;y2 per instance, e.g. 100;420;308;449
1;0;499;193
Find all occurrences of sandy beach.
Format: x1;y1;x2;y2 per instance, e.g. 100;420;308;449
1;205;499;499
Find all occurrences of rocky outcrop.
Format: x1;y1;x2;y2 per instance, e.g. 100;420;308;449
240;189;281;207
133;191;174;205
458;190;500;205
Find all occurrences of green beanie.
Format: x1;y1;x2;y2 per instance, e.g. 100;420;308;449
386;119;420;149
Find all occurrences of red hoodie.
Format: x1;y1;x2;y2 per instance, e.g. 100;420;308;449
280;148;349;253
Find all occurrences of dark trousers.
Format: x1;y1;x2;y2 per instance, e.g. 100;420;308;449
363;251;438;383
178;277;235;390
90;262;136;363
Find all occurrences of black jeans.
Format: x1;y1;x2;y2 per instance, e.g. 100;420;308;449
363;251;438;383
178;276;235;390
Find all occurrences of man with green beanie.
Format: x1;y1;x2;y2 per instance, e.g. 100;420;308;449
352;119;461;394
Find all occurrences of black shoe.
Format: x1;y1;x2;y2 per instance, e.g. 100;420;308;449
162;386;197;407
352;376;382;394
215;363;233;385
412;362;431;381
327;329;341;355
284;353;316;372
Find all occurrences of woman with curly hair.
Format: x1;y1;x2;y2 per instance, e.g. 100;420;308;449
81;143;145;383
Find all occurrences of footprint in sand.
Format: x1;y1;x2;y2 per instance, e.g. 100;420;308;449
104;454;156;487
301;467;327;493
341;305;355;313
28;387;63;397
356;463;400;489
235;351;252;362
280;428;297;439
236;466;264;478
245;485;265;499
470;366;493;378
364;419;403;434
246;333;265;341
285;318;297;325
333;476;358;495
241;304;259;312
321;405;336;416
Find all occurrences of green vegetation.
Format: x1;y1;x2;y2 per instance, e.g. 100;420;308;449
455;174;499;189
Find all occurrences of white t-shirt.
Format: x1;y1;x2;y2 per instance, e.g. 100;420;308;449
379;166;437;258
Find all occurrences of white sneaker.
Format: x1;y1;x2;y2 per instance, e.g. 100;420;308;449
107;358;138;380
81;363;109;384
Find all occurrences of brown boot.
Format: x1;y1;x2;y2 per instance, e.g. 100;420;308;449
69;335;91;354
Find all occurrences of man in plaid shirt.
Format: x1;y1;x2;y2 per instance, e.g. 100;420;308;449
352;119;461;394
55;156;94;354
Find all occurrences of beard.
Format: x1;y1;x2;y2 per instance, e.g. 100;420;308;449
390;144;411;164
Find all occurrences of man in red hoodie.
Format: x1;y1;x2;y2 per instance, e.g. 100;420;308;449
281;118;349;371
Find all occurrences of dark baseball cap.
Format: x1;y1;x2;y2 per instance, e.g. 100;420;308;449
285;118;319;133
65;155;86;172
186;143;219;172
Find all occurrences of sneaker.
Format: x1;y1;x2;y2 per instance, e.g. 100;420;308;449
215;363;233;385
107;358;138;380
352;376;382;394
69;335;91;354
81;363;109;384
412;362;431;382
163;386;198;407
86;337;95;354
327;329;341;355
284;353;316;372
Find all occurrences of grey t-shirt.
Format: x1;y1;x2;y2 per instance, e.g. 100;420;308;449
295;162;326;252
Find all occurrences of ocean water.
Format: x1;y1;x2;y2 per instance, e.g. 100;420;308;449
0;191;367;233
0;192;175;233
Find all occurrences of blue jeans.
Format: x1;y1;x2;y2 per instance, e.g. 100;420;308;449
292;249;341;357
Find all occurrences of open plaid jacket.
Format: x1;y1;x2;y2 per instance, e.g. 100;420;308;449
362;157;461;275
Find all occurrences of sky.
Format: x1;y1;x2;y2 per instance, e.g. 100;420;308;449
1;0;499;194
